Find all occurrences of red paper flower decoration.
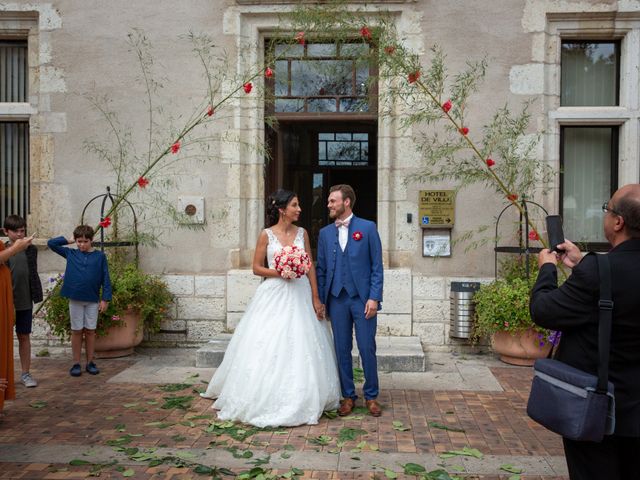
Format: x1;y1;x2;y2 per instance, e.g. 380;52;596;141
352;231;363;241
459;127;469;135
507;193;518;202
442;100;452;113
360;26;372;40
137;176;149;188
171;141;180;154
99;217;112;228
294;31;305;45
243;82;253;94
207;105;214;116
528;230;540;241
408;71;421;84
384;46;396;55
265;67;273;78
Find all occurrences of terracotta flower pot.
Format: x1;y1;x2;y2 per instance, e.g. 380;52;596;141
95;309;143;358
491;328;551;366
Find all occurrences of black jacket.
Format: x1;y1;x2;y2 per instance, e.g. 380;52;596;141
530;239;640;437
5;242;43;304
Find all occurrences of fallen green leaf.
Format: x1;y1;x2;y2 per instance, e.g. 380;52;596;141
122;469;135;477
428;421;465;433
122;403;139;408
392;420;411;432
158;383;192;392
29;400;47;409
69;459;91;466
338;427;366;442
402;463;426;475
308;435;332;446
384;468;398;479
439;447;483;459
500;464;523;474
114;423;126;432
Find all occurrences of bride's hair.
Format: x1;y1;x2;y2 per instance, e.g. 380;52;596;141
266;189;297;227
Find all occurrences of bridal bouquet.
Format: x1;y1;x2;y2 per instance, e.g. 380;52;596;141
274;245;311;279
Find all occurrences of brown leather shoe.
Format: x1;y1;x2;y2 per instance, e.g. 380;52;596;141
366;399;382;417
338;398;355;416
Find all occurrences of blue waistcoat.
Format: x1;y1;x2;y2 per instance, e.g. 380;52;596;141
330;243;358;298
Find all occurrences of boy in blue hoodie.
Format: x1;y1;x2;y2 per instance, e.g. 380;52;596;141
48;225;111;376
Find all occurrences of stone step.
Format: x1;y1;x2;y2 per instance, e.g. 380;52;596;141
195;334;426;372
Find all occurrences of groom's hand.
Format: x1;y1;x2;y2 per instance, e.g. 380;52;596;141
364;299;378;319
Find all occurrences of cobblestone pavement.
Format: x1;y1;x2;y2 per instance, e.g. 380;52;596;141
0;356;568;480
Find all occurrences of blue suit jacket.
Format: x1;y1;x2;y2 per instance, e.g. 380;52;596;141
316;215;383;307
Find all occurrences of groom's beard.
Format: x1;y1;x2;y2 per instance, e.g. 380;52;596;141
329;204;345;219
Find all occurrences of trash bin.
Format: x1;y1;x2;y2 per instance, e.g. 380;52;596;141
450;281;481;339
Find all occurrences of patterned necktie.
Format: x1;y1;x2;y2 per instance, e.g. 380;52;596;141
335;219;350;228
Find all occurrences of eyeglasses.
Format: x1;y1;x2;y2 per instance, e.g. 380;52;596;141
602;201;623;217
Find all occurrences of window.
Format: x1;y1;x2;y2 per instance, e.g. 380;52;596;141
561;41;619;106
0;40;30;221
559;40;620;247
271;42;373;114
561;126;617;243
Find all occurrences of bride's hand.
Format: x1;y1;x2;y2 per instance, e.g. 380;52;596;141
313;298;325;320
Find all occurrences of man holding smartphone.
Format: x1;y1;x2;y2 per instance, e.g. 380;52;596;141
529;184;640;480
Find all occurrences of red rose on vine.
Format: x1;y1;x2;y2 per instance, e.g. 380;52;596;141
294;31;305;45
360;26;372;40
207;105;214;116
171;141;180;154
265;67;273;78
408;71;421;84
99;217;112;228
486;158;495;167
442;99;452;113
507;193;518;202
459;127;469;135
243;82;252;94
137;176;149;188
528;230;539;241
384;46;396;55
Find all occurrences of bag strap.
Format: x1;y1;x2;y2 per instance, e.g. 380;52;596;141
596;254;613;393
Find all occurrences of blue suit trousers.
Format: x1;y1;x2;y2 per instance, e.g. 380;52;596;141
328;289;379;400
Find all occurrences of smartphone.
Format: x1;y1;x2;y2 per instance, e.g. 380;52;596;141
546;215;565;252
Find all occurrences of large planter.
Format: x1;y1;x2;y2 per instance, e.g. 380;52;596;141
491;328;551;366
95;309;144;358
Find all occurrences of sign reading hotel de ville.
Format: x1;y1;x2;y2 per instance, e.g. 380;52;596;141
419;190;455;228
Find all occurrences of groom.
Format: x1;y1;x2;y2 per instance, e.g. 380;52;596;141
316;184;384;417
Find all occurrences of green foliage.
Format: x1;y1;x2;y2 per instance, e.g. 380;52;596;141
42;257;172;339
472;256;552;342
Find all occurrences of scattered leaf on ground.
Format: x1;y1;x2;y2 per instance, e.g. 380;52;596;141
69;459;91;466
122;469;135;477
338;427;367;442
439;447;483;459
428;421;465;433
29;400;47;409
145;421;175;429
161;395;193;410
402;463;426;475
392;420;411;432
384;468;398;479
122;403;139;408
35;349;50;357
158;383;192;392
323;410;338;419
500;464;523;474
308;435;333;446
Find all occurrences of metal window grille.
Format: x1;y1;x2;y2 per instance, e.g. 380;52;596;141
0;122;30;220
0;40;29;221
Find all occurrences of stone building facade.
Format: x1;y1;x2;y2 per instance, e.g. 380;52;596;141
2;0;639;349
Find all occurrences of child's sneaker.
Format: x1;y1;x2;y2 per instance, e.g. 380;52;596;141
69;364;82;377
86;361;100;375
20;372;38;387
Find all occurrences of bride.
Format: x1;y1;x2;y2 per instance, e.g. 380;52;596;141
201;189;340;427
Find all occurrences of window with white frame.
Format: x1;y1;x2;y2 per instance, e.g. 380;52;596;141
556;38;624;246
0;39;30;222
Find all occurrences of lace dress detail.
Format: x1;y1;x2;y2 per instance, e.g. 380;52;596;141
202;227;340;427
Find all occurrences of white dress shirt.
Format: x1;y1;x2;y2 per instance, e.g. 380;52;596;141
338;213;353;252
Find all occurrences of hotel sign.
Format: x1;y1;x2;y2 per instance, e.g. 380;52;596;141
418;190;455;228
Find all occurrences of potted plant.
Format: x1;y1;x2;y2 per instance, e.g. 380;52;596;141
472;256;558;366
43;255;173;357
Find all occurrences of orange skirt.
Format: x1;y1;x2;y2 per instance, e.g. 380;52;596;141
0;249;16;411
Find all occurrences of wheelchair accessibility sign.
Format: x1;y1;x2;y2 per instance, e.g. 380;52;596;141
422;216;430;225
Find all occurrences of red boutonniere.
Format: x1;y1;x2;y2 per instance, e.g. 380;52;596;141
352;231;363;241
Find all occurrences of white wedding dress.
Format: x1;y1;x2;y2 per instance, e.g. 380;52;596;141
201;227;340;427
